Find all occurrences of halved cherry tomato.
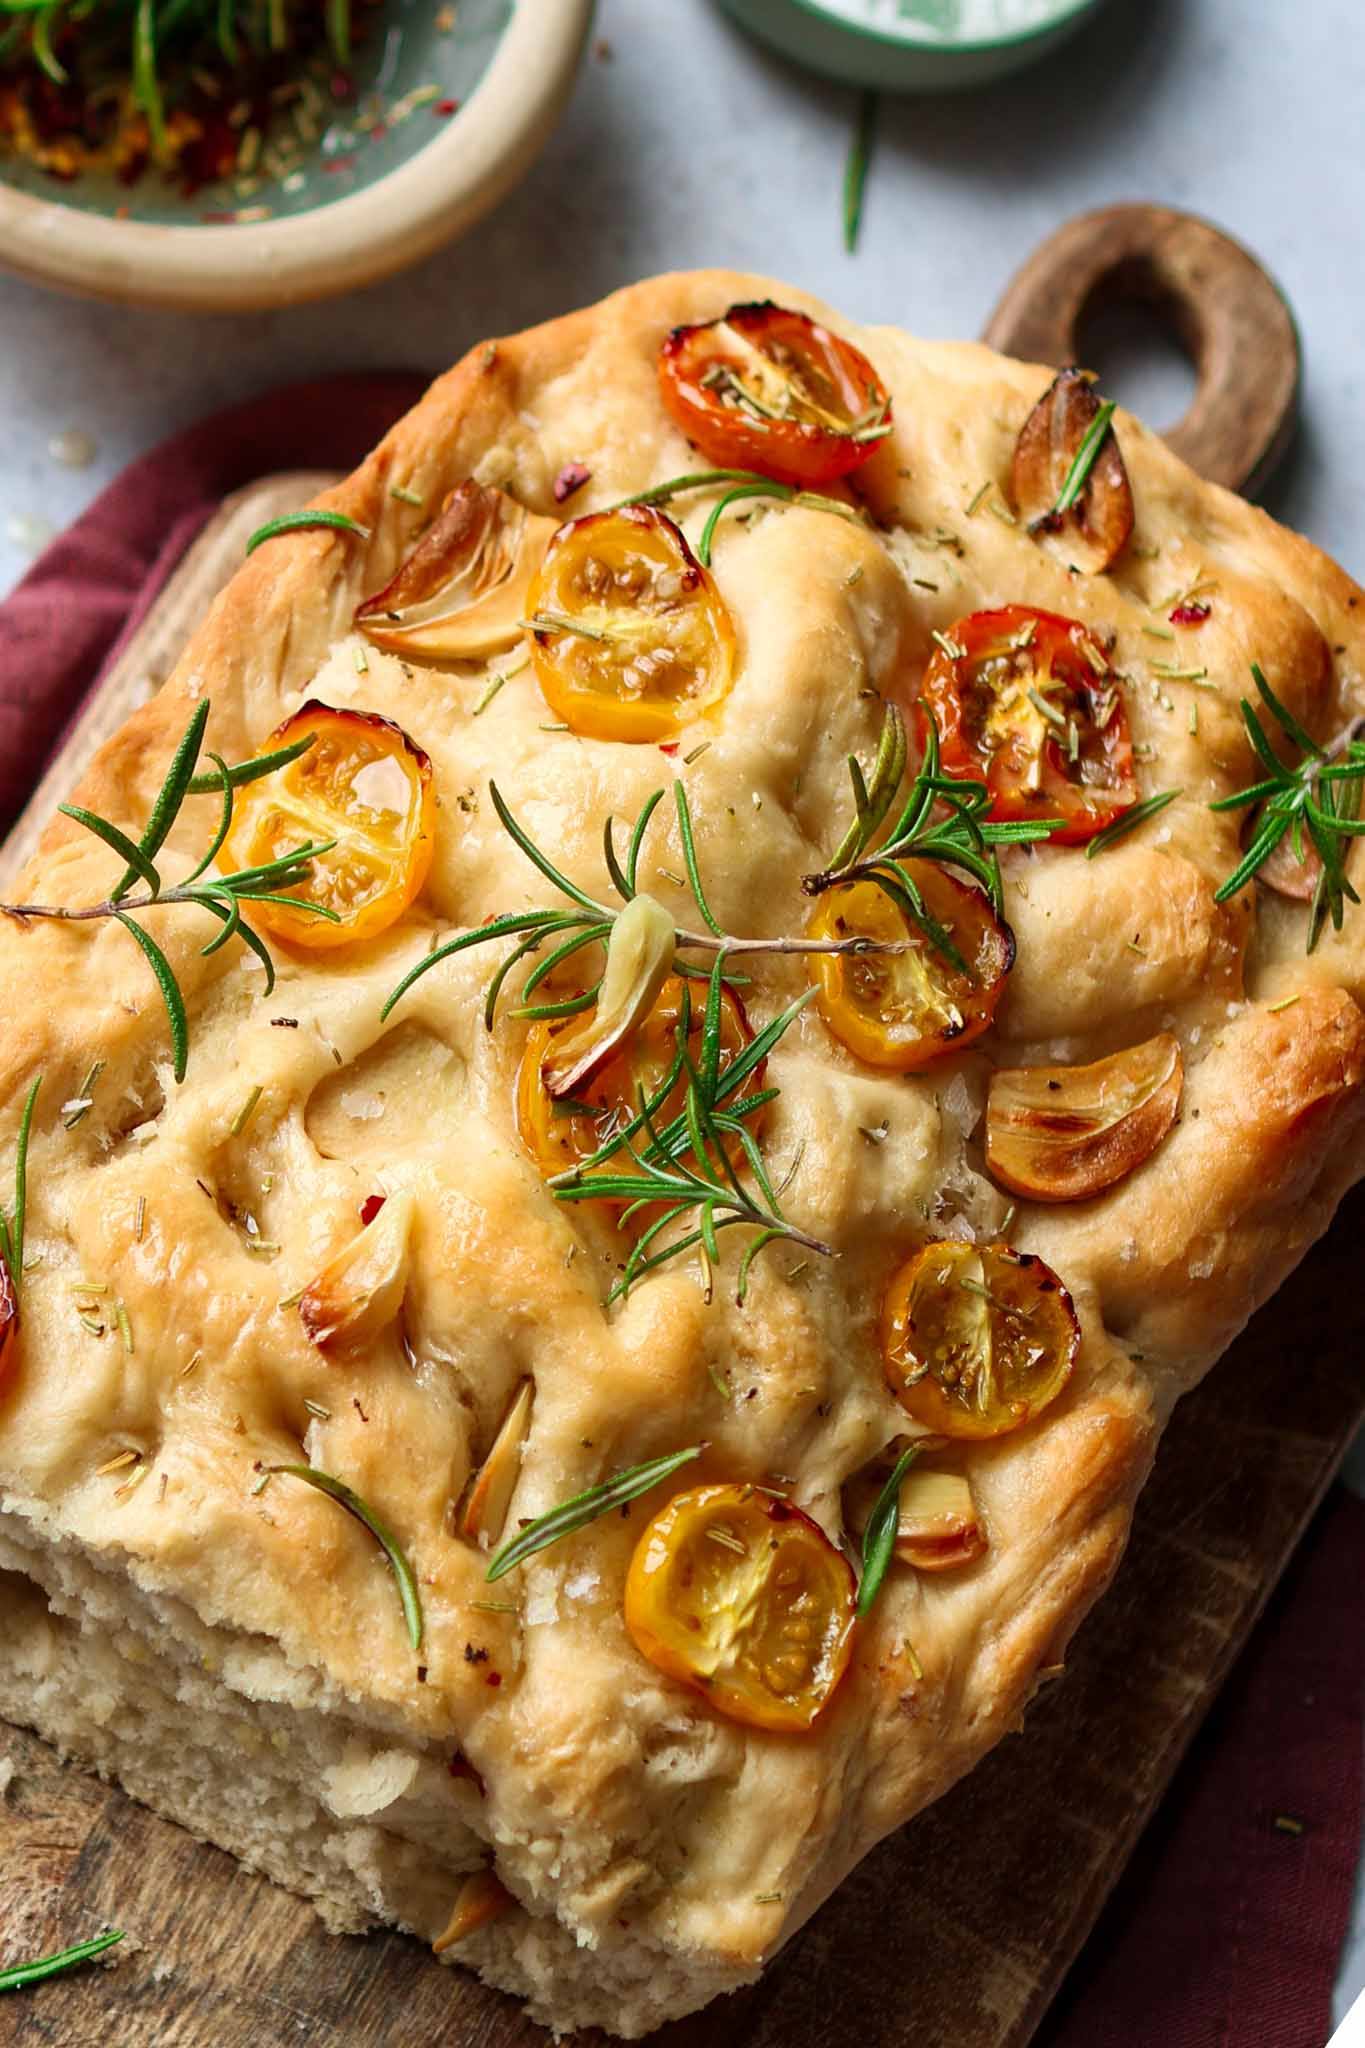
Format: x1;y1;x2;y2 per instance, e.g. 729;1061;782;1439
881;1239;1079;1442
0;1260;17;1397
806;870;1014;1070
659;301;892;489
920;606;1136;845
517;975;756;1190
624;1482;857;1732
526;506;737;743
219;702;435;950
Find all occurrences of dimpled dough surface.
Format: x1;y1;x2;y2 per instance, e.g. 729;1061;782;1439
1;272;1364;2037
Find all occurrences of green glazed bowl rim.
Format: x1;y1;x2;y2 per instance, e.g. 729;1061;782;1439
0;0;592;313
782;0;1100;56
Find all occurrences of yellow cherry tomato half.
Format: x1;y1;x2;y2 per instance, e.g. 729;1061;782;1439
525;505;737;743
806;870;1014;1071
516;975;758;1195
624;1482;857;1732
881;1239;1080;1441
219;702;434;950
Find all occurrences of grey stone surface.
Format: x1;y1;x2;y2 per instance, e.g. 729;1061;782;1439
0;0;1361;2021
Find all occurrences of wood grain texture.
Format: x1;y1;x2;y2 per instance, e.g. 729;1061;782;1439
0;474;1361;2048
981;203;1301;496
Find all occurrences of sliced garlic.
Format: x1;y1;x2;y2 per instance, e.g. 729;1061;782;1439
461;1379;534;1549
355;481;558;662
894;1464;986;1573
299;1189;414;1350
541;893;676;1101
985;1031;1182;1203
432;1868;513;1953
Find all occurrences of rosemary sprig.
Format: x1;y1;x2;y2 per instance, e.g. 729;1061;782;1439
1049;398;1117;517
0;706;335;1081
1085;787;1181;859
381;776;911;1032
0;1929;125;1994
801;702;1064;963
843;89;878;253
245;510;370;557
1210;664;1365;949
486;1444;703;1582
602;469;863;568
857;1444;919;1619
267;1465;423;1650
555;957;833;1302
0;1075;41;1292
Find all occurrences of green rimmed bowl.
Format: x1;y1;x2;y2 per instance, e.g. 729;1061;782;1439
717;0;1107;90
0;0;593;310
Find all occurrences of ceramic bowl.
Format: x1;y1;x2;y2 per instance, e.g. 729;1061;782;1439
718;0;1107;91
0;0;593;311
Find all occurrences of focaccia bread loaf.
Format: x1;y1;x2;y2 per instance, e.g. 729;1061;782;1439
1;271;1363;2037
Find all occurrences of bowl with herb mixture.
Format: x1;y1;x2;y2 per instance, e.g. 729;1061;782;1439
0;0;593;309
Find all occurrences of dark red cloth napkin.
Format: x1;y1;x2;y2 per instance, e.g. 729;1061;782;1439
0;380;1361;2047
1039;1485;1365;2048
0;372;426;836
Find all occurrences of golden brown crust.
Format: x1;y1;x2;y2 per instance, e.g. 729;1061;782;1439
1;269;1364;2034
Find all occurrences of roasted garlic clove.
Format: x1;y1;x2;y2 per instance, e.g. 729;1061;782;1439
1011;367;1133;575
299;1189;414;1350
894;1464;986;1572
985;1032;1182;1203
540;893;676;1101
0;1259;16;1394
460;1379;534;1549
1257;823;1323;902
355;481;558;662
432;1868;513;1953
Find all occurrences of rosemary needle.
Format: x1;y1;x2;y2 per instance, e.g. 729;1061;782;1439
486;1445;703;1582
843;89;878;253
268;1464;424;1650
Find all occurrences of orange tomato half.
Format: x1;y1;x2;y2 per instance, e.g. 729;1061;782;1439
919;605;1136;845
517;975;755;1192
624;1482;857;1732
526;506;736;743
659;301;891;488
219;702;435;950
880;1240;1079;1442
806;871;1014;1070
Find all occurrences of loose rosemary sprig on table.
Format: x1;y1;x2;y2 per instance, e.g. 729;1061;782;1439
0;1928;124;1995
801;702;1064;969
0;702;333;1082
1210;663;1365;950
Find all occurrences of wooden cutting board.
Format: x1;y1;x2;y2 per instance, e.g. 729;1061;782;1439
0;218;1357;2042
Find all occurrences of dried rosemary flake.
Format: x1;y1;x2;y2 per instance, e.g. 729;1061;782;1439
683;742;712;764
706;1525;748;1556
904;1639;925;1681
1079;638;1110;677
1027;686;1068;732
113;1462;149;1502
63;1059;104;1128
931;629;967;662
470;1600;518;1614
244;1239;281;1255
1273;1814;1306;1836
912;577;940;591
965;481;992;517
77;1312;105;1337
1151;662;1210;683
96;1449;140;1477
986;497;1017;528
250;1470;272;1497
353;644;369;675
230;1084;263;1138
70;1277;108;1297
754;1891;784;1904
134;1195;146;1242
858;1120;890;1144
390;484;425;508
1142;625;1176;642
115;1302;134;1354
304;1398;332;1421
1267;994;1301;1014
180;1350;202;1377
707;1360;732;1402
